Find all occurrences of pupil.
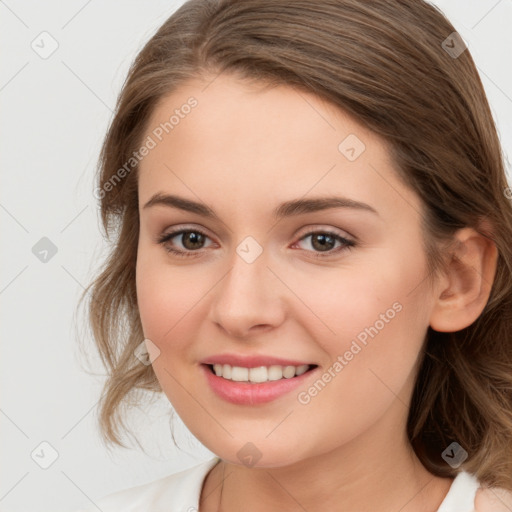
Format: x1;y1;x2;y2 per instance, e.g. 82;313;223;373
312;234;334;251
184;232;204;249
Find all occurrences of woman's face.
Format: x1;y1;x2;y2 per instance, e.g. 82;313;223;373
135;73;439;467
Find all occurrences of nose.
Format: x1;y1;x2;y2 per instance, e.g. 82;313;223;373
208;249;286;339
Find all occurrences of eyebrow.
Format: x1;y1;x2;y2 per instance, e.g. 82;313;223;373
142;193;379;219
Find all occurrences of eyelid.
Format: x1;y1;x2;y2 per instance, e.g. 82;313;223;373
156;223;213;241
295;224;355;241
156;223;357;261
155;225;214;247
157;223;355;245
292;228;356;258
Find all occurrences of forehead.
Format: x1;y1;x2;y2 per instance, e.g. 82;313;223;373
137;73;421;223
144;73;379;155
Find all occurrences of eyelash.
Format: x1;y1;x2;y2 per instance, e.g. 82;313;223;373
156;228;356;259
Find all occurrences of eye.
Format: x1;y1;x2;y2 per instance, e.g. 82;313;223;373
293;230;356;258
156;227;356;259
157;228;213;258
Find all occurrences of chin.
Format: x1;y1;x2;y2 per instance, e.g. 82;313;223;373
210;441;306;469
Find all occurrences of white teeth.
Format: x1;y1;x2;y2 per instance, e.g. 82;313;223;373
283;365;296;378
231;366;249;382
211;363;311;383
249;366;267;383
268;365;283;381
295;365;308;376
222;364;231;379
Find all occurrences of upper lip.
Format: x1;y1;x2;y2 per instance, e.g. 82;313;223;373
201;353;316;368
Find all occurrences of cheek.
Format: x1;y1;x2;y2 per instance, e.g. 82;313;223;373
135;254;204;406
291;260;416;346
295;244;430;380
136;250;189;345
136;263;169;340
135;249;216;360
285;263;428;450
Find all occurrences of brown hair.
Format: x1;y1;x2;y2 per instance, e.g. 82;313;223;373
78;0;512;490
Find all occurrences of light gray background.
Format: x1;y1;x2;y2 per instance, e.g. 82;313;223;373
1;1;511;511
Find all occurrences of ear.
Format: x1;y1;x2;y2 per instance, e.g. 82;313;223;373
429;220;498;333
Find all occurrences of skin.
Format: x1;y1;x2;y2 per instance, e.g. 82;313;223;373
135;72;498;512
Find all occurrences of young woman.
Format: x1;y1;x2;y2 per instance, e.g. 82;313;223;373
76;1;512;510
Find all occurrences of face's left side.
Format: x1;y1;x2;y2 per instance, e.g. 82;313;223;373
135;72;438;468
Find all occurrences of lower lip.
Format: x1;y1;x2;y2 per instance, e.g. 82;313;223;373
201;364;318;405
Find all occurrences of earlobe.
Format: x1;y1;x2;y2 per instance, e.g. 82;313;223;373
429;224;498;333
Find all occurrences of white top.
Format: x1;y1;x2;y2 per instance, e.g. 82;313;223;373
74;456;483;512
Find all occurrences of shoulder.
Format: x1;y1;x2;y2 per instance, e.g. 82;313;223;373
71;457;220;512
474;486;512;512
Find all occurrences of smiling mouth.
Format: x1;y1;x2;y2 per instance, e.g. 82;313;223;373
206;363;318;383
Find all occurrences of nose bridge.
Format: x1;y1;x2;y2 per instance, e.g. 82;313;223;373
221;238;271;307
209;237;284;336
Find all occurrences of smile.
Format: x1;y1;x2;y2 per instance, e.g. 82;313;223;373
211;363;312;382
201;363;318;405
